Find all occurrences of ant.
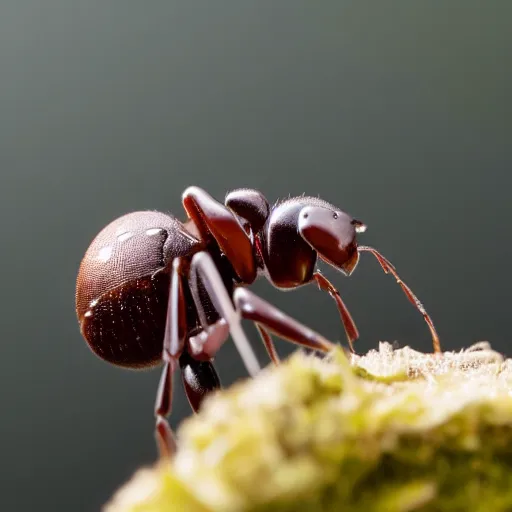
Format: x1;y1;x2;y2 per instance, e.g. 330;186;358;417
75;186;440;458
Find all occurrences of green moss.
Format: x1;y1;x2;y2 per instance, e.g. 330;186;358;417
106;342;512;511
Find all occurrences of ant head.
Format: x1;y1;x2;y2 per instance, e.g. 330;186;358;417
298;204;366;276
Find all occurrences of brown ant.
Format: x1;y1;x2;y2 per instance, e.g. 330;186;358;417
75;186;440;458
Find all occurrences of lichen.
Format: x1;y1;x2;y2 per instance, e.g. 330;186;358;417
105;342;512;511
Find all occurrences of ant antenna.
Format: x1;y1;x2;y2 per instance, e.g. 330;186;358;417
357;245;441;353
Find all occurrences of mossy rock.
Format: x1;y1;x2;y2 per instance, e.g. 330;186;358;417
106;342;512;511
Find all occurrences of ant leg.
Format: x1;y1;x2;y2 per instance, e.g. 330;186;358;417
189;251;261;377
154;259;187;459
232;288;336;354
358;246;441;353
191;251;335;373
182;186;257;283
155;360;176;460
313;272;359;353
256;323;280;364
189;273;279;365
179;350;221;412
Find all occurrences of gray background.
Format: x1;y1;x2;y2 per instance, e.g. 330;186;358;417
1;2;511;511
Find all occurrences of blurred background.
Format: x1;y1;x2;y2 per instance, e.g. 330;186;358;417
1;2;511;510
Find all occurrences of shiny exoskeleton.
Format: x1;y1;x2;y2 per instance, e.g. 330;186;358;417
76;186;440;458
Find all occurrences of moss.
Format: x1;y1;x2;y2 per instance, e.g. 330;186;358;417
105;342;512;511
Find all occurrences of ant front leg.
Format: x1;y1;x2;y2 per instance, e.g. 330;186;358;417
313;272;359;353
191;252;336;371
154;259;187;459
182;186;257;284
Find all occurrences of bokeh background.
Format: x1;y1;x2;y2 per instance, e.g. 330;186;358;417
1;2;511;510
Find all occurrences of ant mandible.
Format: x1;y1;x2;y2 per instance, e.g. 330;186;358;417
75;186;440;458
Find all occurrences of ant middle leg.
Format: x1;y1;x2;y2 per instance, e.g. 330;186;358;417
256;323;280;365
232;287;336;354
189;251;262;377
190;252;336;374
189;259;279;366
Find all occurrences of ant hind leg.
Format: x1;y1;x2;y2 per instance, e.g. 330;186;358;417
154;258;187;459
179;350;221;413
